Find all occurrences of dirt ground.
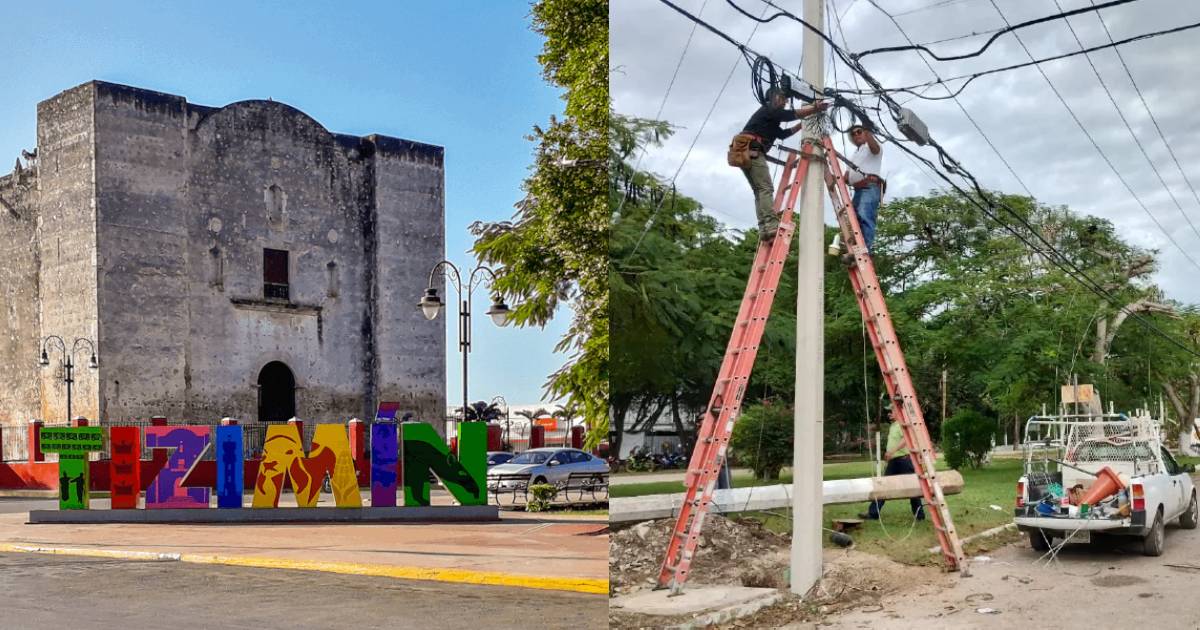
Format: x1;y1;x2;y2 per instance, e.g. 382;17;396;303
610;515;1200;628
609;516;952;628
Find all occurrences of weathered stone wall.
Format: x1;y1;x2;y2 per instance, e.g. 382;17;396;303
36;84;101;422
2;81;446;426
92;83;191;421
370;138;447;430
0;164;42;424
180;98;374;422
80;82;445;424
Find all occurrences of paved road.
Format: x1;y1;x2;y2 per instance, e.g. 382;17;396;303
0;552;605;629
828;521;1200;628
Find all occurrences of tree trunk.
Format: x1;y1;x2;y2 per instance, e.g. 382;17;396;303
1094;300;1177;365
610;398;630;459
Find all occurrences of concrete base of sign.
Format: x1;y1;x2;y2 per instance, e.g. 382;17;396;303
611;586;784;629
27;505;500;524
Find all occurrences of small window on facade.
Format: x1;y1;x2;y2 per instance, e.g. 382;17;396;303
326;261;338;298
263;248;289;301
210;246;224;290
265;184;286;224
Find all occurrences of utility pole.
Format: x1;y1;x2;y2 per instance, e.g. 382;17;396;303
791;0;825;598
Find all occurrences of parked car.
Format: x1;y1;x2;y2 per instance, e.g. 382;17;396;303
1014;413;1197;556
486;447;609;486
487;451;515;468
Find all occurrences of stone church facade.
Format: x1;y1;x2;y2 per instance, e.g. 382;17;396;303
0;81;446;428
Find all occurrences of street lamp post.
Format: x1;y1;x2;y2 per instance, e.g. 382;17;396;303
38;335;98;423
418;261;512;433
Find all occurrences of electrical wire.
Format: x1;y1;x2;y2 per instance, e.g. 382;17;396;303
655;0;1200;358
987;0;1200;272
845;20;1200;100
1088;0;1200;218
890;0;982;18
628;0;776;256
854;0;1139;60
614;0;710;233
1047;0;1200;250
829;0;943;192
912;26;1005;48
864;0;1036;201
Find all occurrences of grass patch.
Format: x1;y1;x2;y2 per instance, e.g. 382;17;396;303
612;456;1023;565
742;458;1023;565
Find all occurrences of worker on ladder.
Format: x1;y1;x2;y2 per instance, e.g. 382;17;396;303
861;411;924;521
841;122;884;251
728;89;827;242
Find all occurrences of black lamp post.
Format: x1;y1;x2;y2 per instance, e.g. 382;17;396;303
418;261;512;433
39;335;98;423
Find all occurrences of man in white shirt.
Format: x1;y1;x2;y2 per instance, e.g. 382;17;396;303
844;123;884;251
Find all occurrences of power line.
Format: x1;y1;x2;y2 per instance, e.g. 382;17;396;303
864;0;1035;199
986;0;1200;273
913;26;1005;48
1048;0;1200;246
890;0;981;18
615;0;710;221
629;0;775;255
854;0;1139;60
712;0;1200;357
830;0;942;192
1088;0;1200;216
847;19;1200;100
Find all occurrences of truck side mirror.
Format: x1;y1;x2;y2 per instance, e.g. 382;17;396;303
1185;464;1196;474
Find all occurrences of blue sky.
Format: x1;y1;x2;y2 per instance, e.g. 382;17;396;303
0;1;569;408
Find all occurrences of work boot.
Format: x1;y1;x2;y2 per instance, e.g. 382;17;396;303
841;253;856;267
759;222;779;242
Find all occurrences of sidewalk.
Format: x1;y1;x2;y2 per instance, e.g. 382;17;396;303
0;496;608;594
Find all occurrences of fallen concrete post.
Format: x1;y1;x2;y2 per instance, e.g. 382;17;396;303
610;471;964;523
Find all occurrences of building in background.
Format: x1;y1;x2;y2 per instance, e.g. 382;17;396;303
0;81;446;429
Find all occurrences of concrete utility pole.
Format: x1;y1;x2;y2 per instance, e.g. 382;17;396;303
791;0;825;598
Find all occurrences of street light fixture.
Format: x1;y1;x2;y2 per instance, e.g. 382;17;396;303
38;335;98;423
418;261;515;428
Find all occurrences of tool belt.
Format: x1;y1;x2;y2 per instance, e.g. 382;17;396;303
727;132;761;168
850;173;887;197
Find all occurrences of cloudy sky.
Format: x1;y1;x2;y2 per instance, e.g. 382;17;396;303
612;0;1200;303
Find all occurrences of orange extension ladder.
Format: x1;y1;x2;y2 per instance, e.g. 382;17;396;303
656;136;966;594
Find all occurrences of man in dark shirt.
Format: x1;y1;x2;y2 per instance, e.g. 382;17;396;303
739;89;828;241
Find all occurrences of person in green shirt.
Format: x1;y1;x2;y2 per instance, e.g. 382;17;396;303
860;413;925;521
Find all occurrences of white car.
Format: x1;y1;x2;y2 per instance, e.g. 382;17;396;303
486;447;609;487
1014;414;1197;556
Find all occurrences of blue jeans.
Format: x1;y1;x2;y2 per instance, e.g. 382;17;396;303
866;456;925;519
852;183;881;252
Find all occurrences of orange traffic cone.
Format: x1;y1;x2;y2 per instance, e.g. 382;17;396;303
1080;466;1125;506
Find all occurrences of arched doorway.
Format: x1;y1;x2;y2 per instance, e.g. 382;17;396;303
257;361;296;422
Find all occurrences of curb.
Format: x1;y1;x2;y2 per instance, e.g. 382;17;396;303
0;543;607;595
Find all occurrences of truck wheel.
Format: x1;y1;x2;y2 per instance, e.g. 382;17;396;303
1143;509;1165;557
1029;530;1051;552
1181;493;1199;530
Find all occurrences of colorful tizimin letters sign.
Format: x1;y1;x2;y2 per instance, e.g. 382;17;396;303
40;413;485;512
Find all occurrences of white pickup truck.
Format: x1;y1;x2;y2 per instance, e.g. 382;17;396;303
1014;414;1197;556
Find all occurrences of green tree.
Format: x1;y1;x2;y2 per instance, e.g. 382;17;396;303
470;0;608;448
729;401;794;480
941;408;997;469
